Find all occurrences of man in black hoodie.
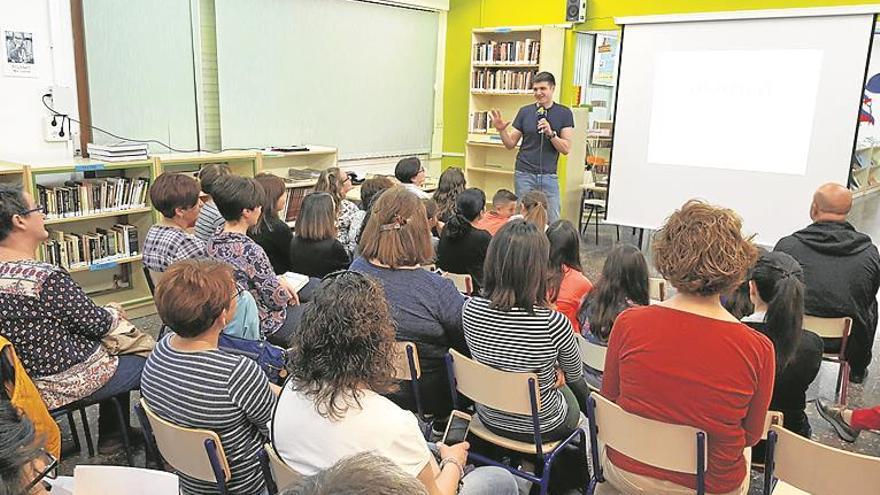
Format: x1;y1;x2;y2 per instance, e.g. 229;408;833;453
775;183;880;383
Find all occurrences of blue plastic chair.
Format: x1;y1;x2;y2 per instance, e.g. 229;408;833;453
585;392;706;495
444;349;588;495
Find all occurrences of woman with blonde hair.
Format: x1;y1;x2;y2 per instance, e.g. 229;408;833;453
351;186;467;419
315;167;359;254
601;200;773;495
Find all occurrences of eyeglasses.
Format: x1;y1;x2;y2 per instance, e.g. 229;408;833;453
20;205;45;216
229;286;244;303
20;449;58;494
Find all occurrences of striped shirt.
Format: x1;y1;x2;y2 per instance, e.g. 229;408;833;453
462;296;581;435
141;336;276;495
195;201;225;242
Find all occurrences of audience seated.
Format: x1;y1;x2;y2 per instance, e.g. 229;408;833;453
0;184;144;453
774;182;880;384
817;399;880;443
395;157;431;199
463;220;588;444
272;271;517;495
249;173;293;275
520;190;549;232
194;163;232;241
315;167;359;255
0;335;60;459
432;167;466;224
547;220;593;332
741;252;822;461
282;453;428;495
143;172;205;273
142;259;277;495
206;175;301;347
348;176;394;255
601;200;772;495
473;189;517;236
0;399;57;494
289;193;351;278
351;187;467;418
437;188;491;292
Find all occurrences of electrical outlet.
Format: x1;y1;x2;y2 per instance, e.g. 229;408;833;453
44;116;67;142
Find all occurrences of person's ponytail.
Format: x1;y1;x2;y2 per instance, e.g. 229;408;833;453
522;190;548;232
443;213;471;240
764;274;804;372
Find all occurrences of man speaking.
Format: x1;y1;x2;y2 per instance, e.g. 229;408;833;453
490;71;574;223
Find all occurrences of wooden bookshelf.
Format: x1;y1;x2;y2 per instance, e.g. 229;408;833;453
154;151;258;178
465;25;565;197
8;157;160;316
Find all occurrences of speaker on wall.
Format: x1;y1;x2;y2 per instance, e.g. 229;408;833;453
566;0;586;23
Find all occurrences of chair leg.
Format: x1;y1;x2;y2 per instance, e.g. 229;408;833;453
594;212;599;245
110;397;134;466
584;208;594;237
840;363;850;404
65;411;82;454
578;191;586;234
615;225;620;242
79;407;95;457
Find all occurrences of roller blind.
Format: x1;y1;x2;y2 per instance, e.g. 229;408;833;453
214;0;439;159
82;0;199;152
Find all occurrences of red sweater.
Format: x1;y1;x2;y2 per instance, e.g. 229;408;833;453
552;266;592;332
601;305;775;494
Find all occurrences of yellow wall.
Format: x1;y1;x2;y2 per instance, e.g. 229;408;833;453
442;0;879;169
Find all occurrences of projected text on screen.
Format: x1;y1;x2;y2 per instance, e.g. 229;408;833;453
646;49;823;176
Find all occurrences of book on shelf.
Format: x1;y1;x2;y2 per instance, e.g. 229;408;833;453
284;186;315;222
471;69;536;92
470;111;489;133
37;177;150;219
40;224;139;270
87;142;149;161
473;40;540;64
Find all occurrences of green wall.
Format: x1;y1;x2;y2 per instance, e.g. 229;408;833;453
442;0;879;169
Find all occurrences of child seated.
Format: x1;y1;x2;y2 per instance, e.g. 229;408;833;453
473;189;517;235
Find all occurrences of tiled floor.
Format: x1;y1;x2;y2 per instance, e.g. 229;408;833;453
57;195;880;494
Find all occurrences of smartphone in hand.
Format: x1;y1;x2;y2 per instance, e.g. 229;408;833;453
441;410;472;446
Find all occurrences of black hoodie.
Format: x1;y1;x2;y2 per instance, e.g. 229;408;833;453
774;221;880;372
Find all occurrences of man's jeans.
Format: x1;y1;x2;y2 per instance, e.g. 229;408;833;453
514;170;560;223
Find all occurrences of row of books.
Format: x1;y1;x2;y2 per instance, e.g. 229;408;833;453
473;40;540;64
40;225;140;270
472;69;537;92
87;142;149;163
469;111;496;134
36;177;151;219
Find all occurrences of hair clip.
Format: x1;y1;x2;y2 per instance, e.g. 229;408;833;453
379;215;408;232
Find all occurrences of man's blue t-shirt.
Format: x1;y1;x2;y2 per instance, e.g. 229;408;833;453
512;102;575;175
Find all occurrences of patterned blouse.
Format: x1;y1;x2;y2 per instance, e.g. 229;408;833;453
143;224;206;272
336;199;360;255
0;260;118;409
206;232;291;336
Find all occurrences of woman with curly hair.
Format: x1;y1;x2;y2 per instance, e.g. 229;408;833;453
432;167;466;225
600;200;774;495
314;167;359;254
271;271;517;495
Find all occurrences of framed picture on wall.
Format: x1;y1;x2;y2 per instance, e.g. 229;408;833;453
591;33;617;87
2;28;38;78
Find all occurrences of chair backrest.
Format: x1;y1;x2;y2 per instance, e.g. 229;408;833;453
442;272;473;295
146;268;163;294
762;411;784;440
139;399;231;483
392;341;421;381
447;349;539;415
648;278;666;302
770;424;880;494
574;333;607;372
264;443;302;491
591;392;706;474
73;465;179;494
802;315;852;340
